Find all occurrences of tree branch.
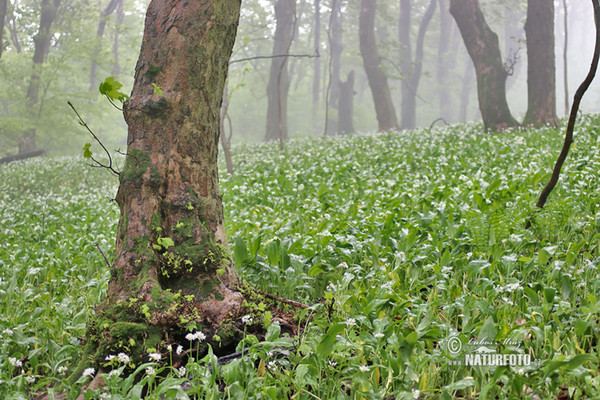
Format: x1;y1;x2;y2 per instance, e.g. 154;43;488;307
230;52;318;65
533;0;600;210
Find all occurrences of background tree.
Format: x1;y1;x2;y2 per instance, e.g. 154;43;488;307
0;0;7;60
398;0;436;130
523;0;559;126
312;0;321;130
20;0;61;154
265;0;296;145
325;0;343;134
76;0;244;374
450;0;518;131
359;0;398;131
89;0;120;91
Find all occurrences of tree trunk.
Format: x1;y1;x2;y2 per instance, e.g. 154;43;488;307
359;0;398;132
562;0;569;115
504;7;525;93
437;0;452;121
264;0;296;144
111;0;124;78
338;70;354;134
20;0;61;154
89;0;120;91
523;0;559;127
450;0;518;131
398;0;412;128
312;0;321;131
0;0;7;60
79;0;244;372
402;0;436;129
326;0;342;135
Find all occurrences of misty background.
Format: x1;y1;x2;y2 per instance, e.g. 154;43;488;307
0;0;598;157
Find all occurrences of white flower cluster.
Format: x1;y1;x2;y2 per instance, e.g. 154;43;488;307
185;331;206;341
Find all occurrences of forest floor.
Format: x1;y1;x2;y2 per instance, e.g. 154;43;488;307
1;117;600;399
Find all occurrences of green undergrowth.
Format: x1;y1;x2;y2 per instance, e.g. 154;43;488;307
1;115;600;399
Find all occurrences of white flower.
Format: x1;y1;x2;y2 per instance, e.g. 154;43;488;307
100;394;111;399
345;318;356;327
167;344;172;352
146;366;156;376
374;332;385;339
268;361;277;369
242;315;253;325
105;355;115;362
82;368;95;378
358;365;370;372
3;328;14;335
57;366;68;375
185;332;195;341
148;352;162;362
9;357;22;368
412;389;421;399
196;331;206;342
178;366;186;377
108;369;121;377
328;360;338;367
25;375;36;383
176;345;183;355
117;353;130;364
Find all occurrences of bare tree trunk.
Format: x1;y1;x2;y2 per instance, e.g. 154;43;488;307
0;0;7;60
398;0;412;127
264;0;296;144
562;0;569;115
326;0;342;135
400;0;436;129
359;0;398;132
8;12;22;54
89;0;120;91
523;0;559;126
76;0;244;375
20;0;61;154
450;0;518;131
437;0;452;121
312;0;321;131
338;70;354;134
111;0;124;78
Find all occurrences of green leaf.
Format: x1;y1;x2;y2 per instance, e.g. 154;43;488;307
99;76;130;103
443;377;475;391
82;143;92;159
152;83;163;96
316;323;346;358
479;316;497;341
157;237;175;248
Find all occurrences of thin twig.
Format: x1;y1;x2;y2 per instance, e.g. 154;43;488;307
230;52;318;65
533;0;600;210
94;244;112;269
67;101;120;177
254;288;310;309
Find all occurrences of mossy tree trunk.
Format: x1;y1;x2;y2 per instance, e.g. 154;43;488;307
82;0;243;370
523;0;559;127
450;0;519;131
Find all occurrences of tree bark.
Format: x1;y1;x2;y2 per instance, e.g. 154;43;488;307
0;0;7;60
79;0;244;372
399;0;436;130
89;0;120;91
359;0;398;132
312;0;321;130
338;70;354;134
523;0;559;127
450;0;518;131
220;84;234;175
20;0;61;154
264;0;296;144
